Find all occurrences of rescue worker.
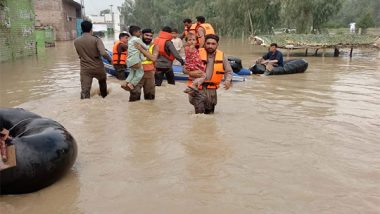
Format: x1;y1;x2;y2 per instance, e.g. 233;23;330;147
154;26;184;86
130;28;159;101
181;18;193;39
112;31;130;80
74;20;112;99
189;16;215;48
184;34;232;114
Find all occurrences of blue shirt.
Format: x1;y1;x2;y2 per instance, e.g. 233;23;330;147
263;50;283;67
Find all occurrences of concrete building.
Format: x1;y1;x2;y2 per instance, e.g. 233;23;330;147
34;0;82;41
0;0;36;62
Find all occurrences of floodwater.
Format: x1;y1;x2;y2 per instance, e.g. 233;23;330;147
1;37;380;214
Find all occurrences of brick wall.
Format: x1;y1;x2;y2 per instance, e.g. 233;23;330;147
62;1;79;40
34;0;80;41
0;0;35;63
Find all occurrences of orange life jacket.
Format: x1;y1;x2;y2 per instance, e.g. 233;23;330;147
187;48;225;89
200;23;215;35
153;31;175;61
112;40;127;65
189;23;216;47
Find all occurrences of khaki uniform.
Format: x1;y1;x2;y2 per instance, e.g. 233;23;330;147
188;53;233;114
74;33;112;99
129;70;156;101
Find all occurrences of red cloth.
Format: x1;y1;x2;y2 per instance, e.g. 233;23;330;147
184;46;205;71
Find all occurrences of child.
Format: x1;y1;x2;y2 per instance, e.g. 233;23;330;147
121;25;148;91
183;33;206;94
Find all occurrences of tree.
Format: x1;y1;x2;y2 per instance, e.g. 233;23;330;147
282;0;342;34
357;12;375;34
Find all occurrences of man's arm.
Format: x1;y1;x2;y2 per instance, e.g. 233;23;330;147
197;27;205;48
167;41;184;65
118;43;128;54
223;56;233;89
97;39;112;62
137;38;149;50
135;43;158;62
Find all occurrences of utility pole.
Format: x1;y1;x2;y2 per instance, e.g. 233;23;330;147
110;4;114;33
80;0;85;18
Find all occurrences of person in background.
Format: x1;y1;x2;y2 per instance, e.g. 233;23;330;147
74;20;112;99
121;25;148;91
171;28;184;66
112;31;130;80
154;26;185;86
189;16;215;48
181;18;193;39
184;34;232;114
255;43;283;72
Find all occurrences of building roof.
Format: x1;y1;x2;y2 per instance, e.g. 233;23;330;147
63;0;82;10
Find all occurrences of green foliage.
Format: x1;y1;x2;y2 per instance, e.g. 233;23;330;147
281;0;342;34
120;0;282;36
357;12;375;29
329;0;380;28
119;0;376;37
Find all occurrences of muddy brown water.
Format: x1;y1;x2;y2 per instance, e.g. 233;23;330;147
0;38;379;214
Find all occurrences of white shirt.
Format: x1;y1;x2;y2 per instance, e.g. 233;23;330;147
171;37;185;66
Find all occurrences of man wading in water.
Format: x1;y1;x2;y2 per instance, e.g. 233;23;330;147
74;21;112;99
184;34;232;114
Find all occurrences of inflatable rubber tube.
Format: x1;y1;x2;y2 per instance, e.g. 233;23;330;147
0;108;77;194
250;59;308;75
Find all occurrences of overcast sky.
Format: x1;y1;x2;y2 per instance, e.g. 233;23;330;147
75;0;125;16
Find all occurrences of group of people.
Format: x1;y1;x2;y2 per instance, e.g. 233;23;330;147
74;16;282;114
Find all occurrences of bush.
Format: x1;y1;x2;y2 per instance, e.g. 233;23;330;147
357;13;375;30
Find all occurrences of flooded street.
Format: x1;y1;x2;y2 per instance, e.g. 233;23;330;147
1;38;380;214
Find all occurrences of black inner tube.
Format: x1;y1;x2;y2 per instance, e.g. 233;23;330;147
0;108;77;195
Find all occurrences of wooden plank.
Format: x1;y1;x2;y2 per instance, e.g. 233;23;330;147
0;145;17;171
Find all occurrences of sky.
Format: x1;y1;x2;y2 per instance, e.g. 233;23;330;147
74;0;125;16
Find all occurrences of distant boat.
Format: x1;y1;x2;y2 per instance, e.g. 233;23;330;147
102;51;246;82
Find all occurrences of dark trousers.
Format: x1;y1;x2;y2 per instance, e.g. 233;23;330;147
155;67;175;86
113;64;126;80
129;71;156;102
188;87;217;114
80;69;107;99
